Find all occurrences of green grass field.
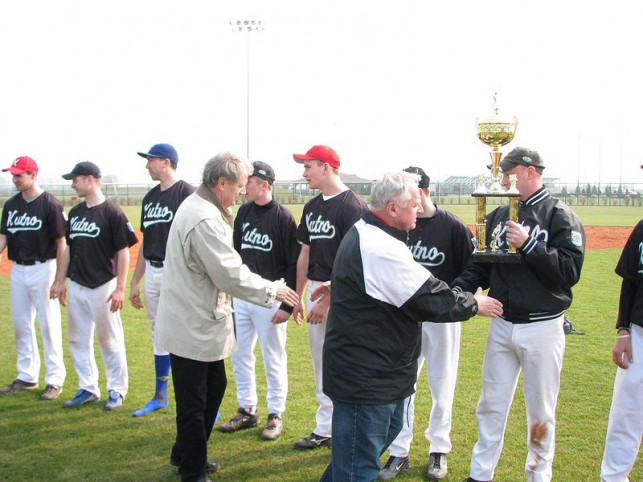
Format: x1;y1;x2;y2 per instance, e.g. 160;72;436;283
119;204;642;230
0;204;640;481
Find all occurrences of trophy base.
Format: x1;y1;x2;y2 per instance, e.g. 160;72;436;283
473;250;522;263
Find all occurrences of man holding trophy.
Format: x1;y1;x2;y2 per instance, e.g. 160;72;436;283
454;146;586;482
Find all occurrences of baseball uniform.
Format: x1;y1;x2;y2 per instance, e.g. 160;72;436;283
296;189;365;438
66;199;138;399
131;179;195;417
230;199;300;419
601;219;643;482
0;191;67;389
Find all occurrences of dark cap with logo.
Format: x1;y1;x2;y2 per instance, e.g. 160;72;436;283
62;161;102;180
251;161;275;185
500;147;545;173
403;166;430;189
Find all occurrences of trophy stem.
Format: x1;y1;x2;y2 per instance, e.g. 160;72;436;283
508;193;519;254
475;196;487;253
488;150;503;193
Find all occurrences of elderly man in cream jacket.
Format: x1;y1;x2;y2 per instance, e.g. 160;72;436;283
155;152;299;482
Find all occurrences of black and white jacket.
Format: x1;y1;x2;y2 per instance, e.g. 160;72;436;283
322;211;478;404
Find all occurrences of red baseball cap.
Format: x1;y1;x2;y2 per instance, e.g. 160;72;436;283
293;145;340;169
2;156;39;174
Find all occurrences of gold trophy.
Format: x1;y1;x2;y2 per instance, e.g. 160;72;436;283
472;93;520;263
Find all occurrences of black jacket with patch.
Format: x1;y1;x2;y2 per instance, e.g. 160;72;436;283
453;187;585;323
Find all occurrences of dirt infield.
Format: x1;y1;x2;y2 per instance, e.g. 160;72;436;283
584;226;632;251
0;226;632;277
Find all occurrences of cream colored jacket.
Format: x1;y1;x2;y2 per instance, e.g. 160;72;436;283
155;184;281;362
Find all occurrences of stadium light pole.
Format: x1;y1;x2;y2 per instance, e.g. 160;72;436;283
230;19;265;160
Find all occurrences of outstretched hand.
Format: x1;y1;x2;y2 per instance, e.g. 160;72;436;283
271;308;291;324
276;286;300;308
310;282;330;303
473;287;503;318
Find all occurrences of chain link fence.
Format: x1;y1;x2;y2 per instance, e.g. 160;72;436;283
0;181;641;207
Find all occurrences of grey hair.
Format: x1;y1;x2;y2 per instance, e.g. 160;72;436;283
202;152;252;188
369;171;420;211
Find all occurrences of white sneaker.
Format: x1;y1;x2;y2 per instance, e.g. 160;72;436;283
105;390;123;411
427;452;447;480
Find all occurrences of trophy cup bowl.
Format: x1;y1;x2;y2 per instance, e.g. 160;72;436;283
476;116;518;193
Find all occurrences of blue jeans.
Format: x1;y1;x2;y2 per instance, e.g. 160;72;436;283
320;398;405;481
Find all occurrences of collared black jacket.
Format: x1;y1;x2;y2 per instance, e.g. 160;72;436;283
453;187;585;323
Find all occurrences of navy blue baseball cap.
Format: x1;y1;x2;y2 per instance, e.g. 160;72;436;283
137;143;178;165
62;161;102;180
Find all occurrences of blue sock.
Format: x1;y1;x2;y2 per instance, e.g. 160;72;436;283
132;354;170;418
154;354;170;401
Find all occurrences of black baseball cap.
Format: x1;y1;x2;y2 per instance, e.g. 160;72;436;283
500;147;545;173
403;166;430;189
62;161;102;180
251;161;275;185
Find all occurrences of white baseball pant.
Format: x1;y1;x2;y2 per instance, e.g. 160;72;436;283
231;298;288;415
470;316;565;482
307;279;333;438
10;260;66;386
144;261;168;356
601;323;643;482
388;321;461;457
67;279;128;398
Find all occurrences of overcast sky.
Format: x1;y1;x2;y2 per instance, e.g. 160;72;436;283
1;1;642;186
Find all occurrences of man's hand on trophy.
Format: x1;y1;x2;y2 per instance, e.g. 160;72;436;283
505;220;529;249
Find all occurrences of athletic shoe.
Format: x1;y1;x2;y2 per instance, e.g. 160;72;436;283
261;413;283;441
462;478;491;482
40;384;62;400
0;379;38;394
132;397;169;417
218;407;259;433
427;452;447;480
64;389;99;407
378;455;410;479
170;457;219;473
105;390;123;411
294;432;331;450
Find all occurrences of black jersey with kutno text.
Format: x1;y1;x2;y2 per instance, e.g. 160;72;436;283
66;199;138;289
234;200;300;284
140;180;195;262
615;219;643;331
0;191;66;262
296;189;366;282
407;206;474;285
